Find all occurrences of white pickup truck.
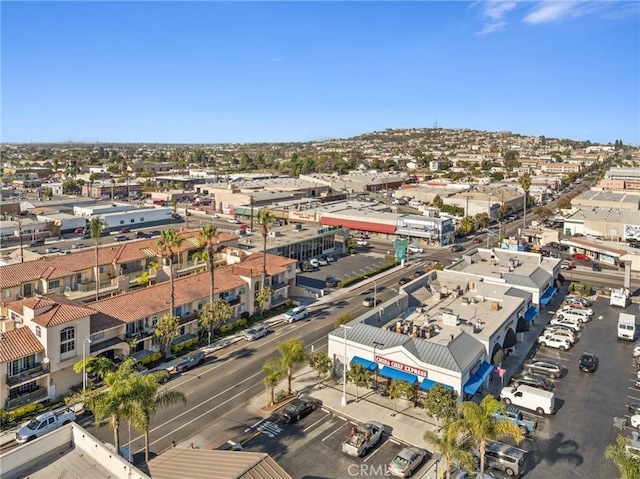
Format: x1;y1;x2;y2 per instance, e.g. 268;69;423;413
341;421;384;457
15;407;76;444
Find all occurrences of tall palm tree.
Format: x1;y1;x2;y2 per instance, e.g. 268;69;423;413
262;357;283;407
518;173;531;231
423;422;475;478
604;434;640;479
257;209;274;291
278;339;307;395
128;372;186;462
196;224;221;303
87;358;139;453
88;217;105;301
455;395;523;475
156;229;184;317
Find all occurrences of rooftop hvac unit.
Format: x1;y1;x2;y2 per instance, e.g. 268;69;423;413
442;311;459;326
490;302;501;311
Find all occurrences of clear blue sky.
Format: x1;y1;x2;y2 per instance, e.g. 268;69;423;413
2;1;639;145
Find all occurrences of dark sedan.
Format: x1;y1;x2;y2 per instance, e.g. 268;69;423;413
629;402;640;415
282;397;321;422
579;352;599;373
510;373;553;391
399;277;411;285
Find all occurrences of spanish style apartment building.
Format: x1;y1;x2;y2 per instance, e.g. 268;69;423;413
0;231;297;411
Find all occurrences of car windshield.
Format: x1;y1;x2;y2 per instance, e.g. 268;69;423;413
286;310;296;316
247;329;256;334
26;419;40;430
392;455;410;468
284;402;300;414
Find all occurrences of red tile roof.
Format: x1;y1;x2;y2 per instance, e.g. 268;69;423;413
229;253;297;278
90;312;124;334
0;327;44;362
90;270;246;324
6;295;94;327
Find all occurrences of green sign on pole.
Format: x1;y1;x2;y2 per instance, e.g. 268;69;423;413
392;239;409;262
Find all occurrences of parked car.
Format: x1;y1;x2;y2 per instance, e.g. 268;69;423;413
537;334;571;351
542;326;578;343
283;306;309;323
227;218;239;224
362;297;376;307
309;258;319;268
579;352;599;372
398;277;411;286
628;402;640;415
356;239;369;246
592;263;602;271
15;408;76;444
541;330;577;345
561;305;593;317
323;254;335;262
71;242;88;249
318;257;329;266
325;276;337;287
244;324;268;341
560;261;576;270
113;235;129;242
74;227;85;234
523;359;563;379
450;244;463;252
550;316;582;332
136;231;152;239
150;230;162;236
474;441;527;477
29;238;45;247
172;350;205;373
119;228;131;233
45;247;61;254
413;270;426;278
510;373;552;391
281;397;321;422
388;447;427;478
564;296;592;307
572;253;591;261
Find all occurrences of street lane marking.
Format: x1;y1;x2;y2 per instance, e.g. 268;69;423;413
321;424;346;442
364;437;389;462
303;412;330;433
390;438;400;445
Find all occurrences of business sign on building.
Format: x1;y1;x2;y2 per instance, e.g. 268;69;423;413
375;356;428;377
290;210;317;222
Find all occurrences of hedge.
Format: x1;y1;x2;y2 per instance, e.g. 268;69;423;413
171;337;199;355
140;351;162;365
6;402;45;424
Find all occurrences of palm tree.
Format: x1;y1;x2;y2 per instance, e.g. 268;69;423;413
196;225;221;303
88;217;105;301
262;357;283;407
128;373;186;462
156;229;184;317
277;339;307;395
518;173;531;230
257;209;274;291
455;395;523;475
423;422;475;478
604;434;640;479
72;356;116;388
87;358;139;453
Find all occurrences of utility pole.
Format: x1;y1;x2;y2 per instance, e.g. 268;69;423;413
18;220;24;263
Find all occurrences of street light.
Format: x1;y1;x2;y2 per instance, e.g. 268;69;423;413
372;341;384;392
82;338;92;393
340;325;352;406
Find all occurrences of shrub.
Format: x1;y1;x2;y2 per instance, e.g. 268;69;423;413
218;318;248;336
171;337;199;355
8;402;45;423
140;351;162;365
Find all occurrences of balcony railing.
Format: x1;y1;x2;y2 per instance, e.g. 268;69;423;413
6;364;49;386
6;387;49;410
90;335;126;353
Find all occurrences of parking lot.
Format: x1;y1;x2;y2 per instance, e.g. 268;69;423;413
238;406;431;478
500;296;635;478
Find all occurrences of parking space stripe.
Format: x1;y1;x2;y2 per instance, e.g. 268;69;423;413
363;437;390;462
303;412;331;433
321;424;346;442
390;438;400;445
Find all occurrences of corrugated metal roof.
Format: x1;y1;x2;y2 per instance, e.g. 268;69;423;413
503;267;549;289
504;287;532;300
330;323;484;373
146;449;292;479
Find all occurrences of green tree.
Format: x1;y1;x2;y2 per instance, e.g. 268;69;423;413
345;237;358;254
423;422;475;478
518;174;531;229
153;313;180;358
196;224;221;303
455;395;523;475
388;379;415;416
458;216;476;236
334;312;354;329
257;209;274;294
423;384;458;429
128;373;186;462
533;206;554;219
156;228;184;320
557;196;572;210
199;298;233;339
346;363;371;402
497;204;512;220
262;357;283;407
255;286;273;315
278;339;307;395
474;212;490;230
433;195;444;209
309;351;332;381
503;150;520;170
72;356;116;389
604;434;640;479
88;217;106;301
86;358;139;453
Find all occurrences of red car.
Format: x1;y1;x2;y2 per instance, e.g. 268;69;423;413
472;237;483;244
572;253;590;261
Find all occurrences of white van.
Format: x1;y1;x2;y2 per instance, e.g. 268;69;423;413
500;384;555;415
618;313;637;341
283;306;309;323
409;199;422;208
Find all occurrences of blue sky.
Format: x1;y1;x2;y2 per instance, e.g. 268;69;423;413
2;1;639;145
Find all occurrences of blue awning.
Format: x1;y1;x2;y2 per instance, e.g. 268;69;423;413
420;378;454;392
540;286;557;305
351;356;377;372
378;366;418;385
524;306;538;324
463;361;494;395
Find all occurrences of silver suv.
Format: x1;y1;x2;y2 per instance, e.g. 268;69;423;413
476;442;526;477
523;359;563;379
244;324;268;341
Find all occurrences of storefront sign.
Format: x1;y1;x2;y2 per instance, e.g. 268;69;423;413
375;356;427;377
